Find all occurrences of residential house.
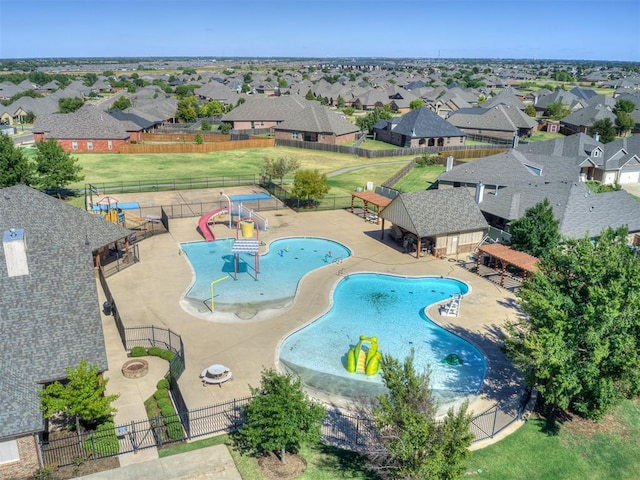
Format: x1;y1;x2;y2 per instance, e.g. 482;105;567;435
33;104;131;152
380;188;488;258
221;96;310;131
437;147;640;237
273;101;360;144
373;107;465;147
0;185;131;479
518;133;640;185
447;104;538;141
534;89;585;116
559;103;616;135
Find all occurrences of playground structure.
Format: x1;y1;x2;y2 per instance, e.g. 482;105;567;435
198;202;268;243
230;218;261;280
346;335;381;375
93;196;125;226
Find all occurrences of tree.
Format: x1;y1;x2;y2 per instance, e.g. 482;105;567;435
262;155;300;185
110;95;131;111
505;227;640;420
277;78;288;88
508;198;560;258
0;133;34;187
39;359;119;432
291;169;330;206
219;122;233;134
175;96;198;123
614;99;635;115
588;118;616;143
369;353;473;480
34;138;83;197
200;100;224;117
200;119;212;131
83;72;98;87
355;107;393;134
236;369;325;464
194;133;203;144
545;101;571;121
525;104;537;117
615;112;635;136
305;89;315;101
409;99;424;110
58;97;84;113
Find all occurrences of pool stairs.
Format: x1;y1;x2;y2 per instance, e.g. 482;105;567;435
439;294;461;317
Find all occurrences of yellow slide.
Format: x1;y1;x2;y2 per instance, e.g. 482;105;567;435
346;335;381;375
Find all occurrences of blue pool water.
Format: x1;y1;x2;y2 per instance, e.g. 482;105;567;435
279;274;486;402
230;193;273;202
181;237;351;316
92;202;140;211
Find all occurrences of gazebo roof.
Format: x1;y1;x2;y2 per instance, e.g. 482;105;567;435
478;244;538;272
351;191;393;210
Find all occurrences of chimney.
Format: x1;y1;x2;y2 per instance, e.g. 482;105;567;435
446;155;454;172
594;132;600;142
3;228;29;277
475;182;485;204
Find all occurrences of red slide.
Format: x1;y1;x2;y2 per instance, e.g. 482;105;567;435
198;207;228;242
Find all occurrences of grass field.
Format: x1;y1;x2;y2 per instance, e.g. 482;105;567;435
527;131;566;142
326;163;409;197
467;399;640;480
393;165;445;192
69;147;416;190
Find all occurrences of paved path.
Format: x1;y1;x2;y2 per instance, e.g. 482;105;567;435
327;160;411;177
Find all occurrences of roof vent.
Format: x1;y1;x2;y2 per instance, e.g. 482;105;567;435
3;228;29;277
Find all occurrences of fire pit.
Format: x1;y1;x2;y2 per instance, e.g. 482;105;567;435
121;359;149;379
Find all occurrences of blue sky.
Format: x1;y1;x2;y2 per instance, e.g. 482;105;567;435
1;0;639;61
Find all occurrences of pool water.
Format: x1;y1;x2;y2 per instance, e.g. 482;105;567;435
181;237;351;316
279;273;486;403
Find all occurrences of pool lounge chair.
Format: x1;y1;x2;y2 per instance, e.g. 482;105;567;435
439;294;461;317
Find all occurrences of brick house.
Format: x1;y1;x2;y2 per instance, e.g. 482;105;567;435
273;102;360;145
33;104;131;152
373;107;466;147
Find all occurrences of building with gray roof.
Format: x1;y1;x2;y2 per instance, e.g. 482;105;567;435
0;185;131;473
373;107;465;147
447;105;537;141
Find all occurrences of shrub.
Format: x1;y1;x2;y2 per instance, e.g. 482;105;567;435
83;421;119;456
160;350;175;361
156;378;170;391
415;153;440;167
194;133;203;144
130;346;147;357
147;346;163;357
166;420;184;440
201;120;211;131
160;404;176;418
154;389;169;402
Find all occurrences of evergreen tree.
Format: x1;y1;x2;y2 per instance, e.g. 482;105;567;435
508;198;560;258
0;133;34;187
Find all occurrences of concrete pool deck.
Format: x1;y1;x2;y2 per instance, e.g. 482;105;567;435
101;206;525;459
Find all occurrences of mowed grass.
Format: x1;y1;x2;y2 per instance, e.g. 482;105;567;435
326;164;409;197
527;131;566;142
158;434;377;479
467;399;640;480
70;147;416;189
393;165;445;192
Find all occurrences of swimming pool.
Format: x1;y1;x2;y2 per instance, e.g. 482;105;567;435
181;237;351;318
230;193;273;202
279;273;486;403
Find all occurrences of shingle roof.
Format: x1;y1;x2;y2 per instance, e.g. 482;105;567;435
221;96;308;122
380;188;488;237
34;103;130;140
559;103;615;127
275;102;359;136
447;105;537;132
387;107;465;138
0;185;131;439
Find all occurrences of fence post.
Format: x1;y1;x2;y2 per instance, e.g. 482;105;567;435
152;326;156;347
491;407;498;438
155;417;163;448
131;421;137;453
90;432;97;460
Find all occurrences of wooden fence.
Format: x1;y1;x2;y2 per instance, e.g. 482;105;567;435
119;138;275;154
140;132;231;143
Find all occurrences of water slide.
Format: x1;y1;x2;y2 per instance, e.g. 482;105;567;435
198;207;229;242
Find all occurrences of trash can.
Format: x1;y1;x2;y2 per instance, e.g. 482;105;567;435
103;301;112;316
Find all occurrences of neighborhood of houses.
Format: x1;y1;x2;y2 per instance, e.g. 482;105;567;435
1;58;640;478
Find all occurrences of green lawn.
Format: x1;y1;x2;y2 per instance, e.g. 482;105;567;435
527;131;566;142
159;435;377;479
326;164;409;197
393;165;445;192
467;399;640;480
69;147;416;189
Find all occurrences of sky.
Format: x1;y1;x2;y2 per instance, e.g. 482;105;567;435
1;0;639;62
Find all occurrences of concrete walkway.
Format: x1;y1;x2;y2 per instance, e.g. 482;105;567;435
89;205;525;477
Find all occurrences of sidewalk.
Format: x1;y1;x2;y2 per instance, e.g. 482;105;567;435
78;444;241;479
